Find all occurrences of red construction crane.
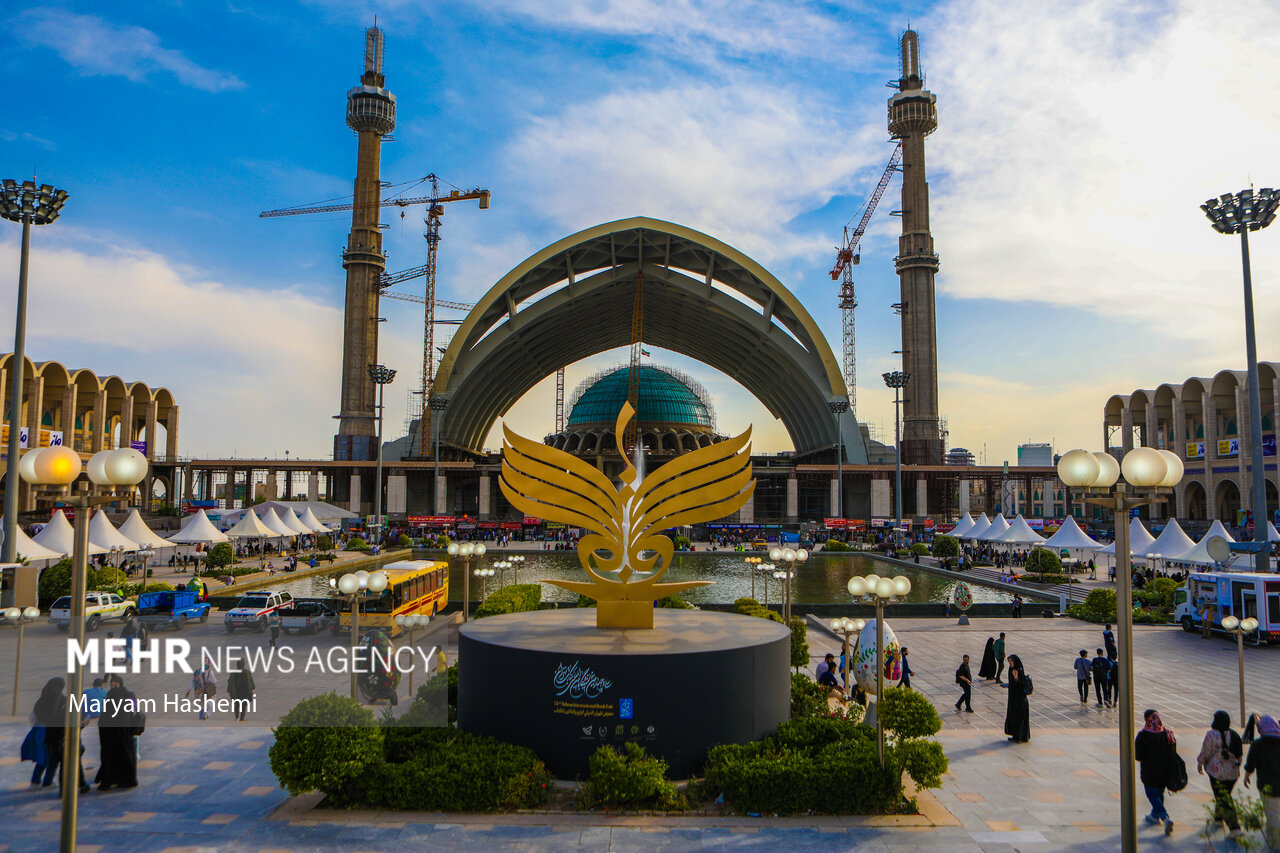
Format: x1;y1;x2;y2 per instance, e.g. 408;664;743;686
830;143;902;417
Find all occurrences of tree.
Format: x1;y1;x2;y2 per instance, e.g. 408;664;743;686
789;617;810;671
315;533;333;552
205;542;235;569
1025;548;1062;574
931;535;959;559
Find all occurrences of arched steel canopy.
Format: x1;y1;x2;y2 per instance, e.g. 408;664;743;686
434;217;869;462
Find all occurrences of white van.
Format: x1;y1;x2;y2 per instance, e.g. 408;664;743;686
1173;570;1280;644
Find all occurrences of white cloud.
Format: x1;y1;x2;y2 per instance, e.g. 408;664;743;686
15;9;245;92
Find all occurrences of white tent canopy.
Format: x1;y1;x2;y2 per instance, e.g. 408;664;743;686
259;508;295;538
1176;531;1233;566
1098;518;1155;556
88;511;140;552
225;510;279;539
997;515;1046;545
976;515;1010;542
1134;518;1196;559
35;510;108;556
1267;521;1280;543
1043;516;1102;551
167;510;229;544
965;513;993;540
1;526;62;562
279;508;312;536
118;510;176;550
950;514;975;539
298;507;329;534
1201;519;1236;544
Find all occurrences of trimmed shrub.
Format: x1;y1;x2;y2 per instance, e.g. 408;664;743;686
790;672;828;719
1025;548;1062;574
789;617;809;670
315;533;334;551
474;583;542;619
434;534;450;548
674;535;691;551
910;542;930;556
577;743;686;810
878;686;942;740
204;542;235;569
930;535;960;559
1069;587;1118;623
397;534;412;547
92;567;129;591
1021;572;1071;584
824;538;851;552
345;537;369;551
198;566;259;578
655;594;693;609
39;559;92;607
269;693;383;795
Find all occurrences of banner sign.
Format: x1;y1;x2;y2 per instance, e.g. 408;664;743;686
522;516;542;525
922;518;935;528
1218;438;1239;457
823;518;854;528
1265;434;1277;457
131;440;147;454
1026;518;1045;530
1186;441;1204;459
0;426;62;449
478;521;498;529
407;515;456;525
935;523;956;533
500;522;522;530
182;500;219;513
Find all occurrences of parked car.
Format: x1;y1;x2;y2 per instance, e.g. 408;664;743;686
49;592;135;632
223;591;294;633
281;599;337;635
136;590;211;631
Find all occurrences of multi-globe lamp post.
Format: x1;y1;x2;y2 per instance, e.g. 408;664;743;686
332;569;389;699
1202;188;1277;566
827;615;865;700
367;364;396;549
492;559;511;589
768;546;808;623
882;371;910;545
393;609;431;695
846;572;912;767
744;555;762;599
446;540;486;622
2;179;69;573
1220;614;1259;739
4;604;41;715
509;554;524;585
18;444;147;853
1056;446;1182;853
473;566;495;600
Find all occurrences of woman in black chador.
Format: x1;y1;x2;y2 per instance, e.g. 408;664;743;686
977;637;998;681
1003;654;1031;743
96;677;140;790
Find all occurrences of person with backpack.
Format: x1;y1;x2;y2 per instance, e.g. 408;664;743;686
1135;708;1179;836
1197;711;1243;840
1103;624;1117;660
1003;654;1031;742
1090;649;1111;707
1073;649;1091;704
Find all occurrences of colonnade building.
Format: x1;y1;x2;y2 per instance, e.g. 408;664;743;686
1105;364;1280;523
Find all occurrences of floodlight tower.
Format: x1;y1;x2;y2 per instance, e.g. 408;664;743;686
889;29;943;466
335;27;396;461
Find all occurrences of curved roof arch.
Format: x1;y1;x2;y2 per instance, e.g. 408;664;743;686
434;217;865;460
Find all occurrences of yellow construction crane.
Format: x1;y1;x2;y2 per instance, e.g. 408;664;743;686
261;174;489;459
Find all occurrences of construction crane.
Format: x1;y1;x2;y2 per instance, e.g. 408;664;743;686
829;143;902;417
555;368;565;433
624;267;645;453
261;174;490;459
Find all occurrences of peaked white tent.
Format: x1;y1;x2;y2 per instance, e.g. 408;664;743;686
1134;518;1196;559
1201;519;1236;544
1098;518;1155;556
35;510;108;555
950;514;975;538
298;506;329;533
225;509;278;539
997;515;1047;545
965;513;993;540
1267;521;1280;542
1043;516;1102;550
279;508;312;536
2;526;62;562
259;508;295;538
118;510;176;550
88;511;140;552
976;515;1010;542
167;510;229;544
1177;533;1233;566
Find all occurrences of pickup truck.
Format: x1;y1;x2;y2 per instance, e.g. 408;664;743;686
281;599;337;635
49;593;135;632
224;591;294;633
136;590;211;631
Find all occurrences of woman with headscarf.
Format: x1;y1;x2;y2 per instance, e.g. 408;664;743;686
23;678;63;787
1197;711;1243;839
1243;714;1280;851
1135;708;1177;836
1002;654;1030;743
977;637;998;681
37;676;88;794
95;675;140;790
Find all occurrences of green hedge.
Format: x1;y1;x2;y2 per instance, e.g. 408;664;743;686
878;686;942;740
268;693;384;796
824;538;851;552
475;583;543;619
930;535;960;559
790;672;828;719
205;542;236;569
732;597;783;623
910;542;930;556
1021;572;1071;584
316;533;334;551
1025;548;1062;574
577;743;686;810
655;595;693;609
1068;588;1117;623
789;617;809;670
38;559;83;606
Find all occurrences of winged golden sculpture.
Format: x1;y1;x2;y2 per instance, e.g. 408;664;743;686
499;402;755;628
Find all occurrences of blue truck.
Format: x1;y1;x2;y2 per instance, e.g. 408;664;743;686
136;590;211;631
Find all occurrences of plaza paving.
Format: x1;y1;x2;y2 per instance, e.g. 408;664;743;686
0;616;1275;851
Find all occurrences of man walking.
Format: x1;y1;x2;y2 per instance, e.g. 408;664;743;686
994;632;1007;686
1091;648;1111;707
1103;624;1117;661
954;655;974;712
1074;649;1092;704
901;647;913;690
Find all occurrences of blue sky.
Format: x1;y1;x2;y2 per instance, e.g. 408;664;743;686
3;0;1279;461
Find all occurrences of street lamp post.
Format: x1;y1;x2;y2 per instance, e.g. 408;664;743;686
2;180;68;575
827;616;865;699
446;540;486;622
393;610;429;696
334;569;389;700
1220;615;1259;735
846;573;912;767
4;605;40;715
745;555;761;599
493;560;510;588
473;566;495;600
769;546;809;623
828;400;850;520
1057;446;1183;853
882;372;910;546
367;365;396;550
1203;188;1278;567
509;554;524;585
21;445;146;853
429;396;450;514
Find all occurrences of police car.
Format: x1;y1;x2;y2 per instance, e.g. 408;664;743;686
223;591;294;633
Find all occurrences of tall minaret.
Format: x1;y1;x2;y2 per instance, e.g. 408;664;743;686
888;29;943;466
335;27;396;461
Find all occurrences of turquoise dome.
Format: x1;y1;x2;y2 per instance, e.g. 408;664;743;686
567;366;713;428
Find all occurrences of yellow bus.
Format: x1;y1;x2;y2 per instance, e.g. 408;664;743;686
335;560;449;637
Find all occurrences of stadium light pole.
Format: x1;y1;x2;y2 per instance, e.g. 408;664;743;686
429;395;450;514
367;364;396;548
882;372;910;545
1;180;68;574
828;400;850;519
1202;188;1278;570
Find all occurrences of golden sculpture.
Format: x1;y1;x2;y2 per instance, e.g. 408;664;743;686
499;403;755;628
